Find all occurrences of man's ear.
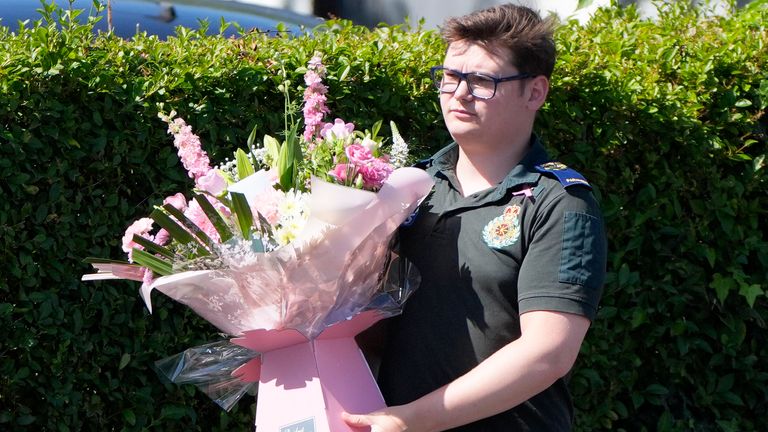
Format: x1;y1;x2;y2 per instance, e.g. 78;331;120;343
526;75;549;111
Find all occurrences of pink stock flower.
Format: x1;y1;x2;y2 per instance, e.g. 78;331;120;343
304;70;323;87
168;118;212;180
321;119;355;140
308;54;325;71
122;218;155;262
302;55;330;142
197;170;227;196
163;193;188;212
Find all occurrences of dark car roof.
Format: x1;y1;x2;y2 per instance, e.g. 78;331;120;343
1;0;323;38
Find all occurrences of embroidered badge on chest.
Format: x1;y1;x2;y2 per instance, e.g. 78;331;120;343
482;205;522;249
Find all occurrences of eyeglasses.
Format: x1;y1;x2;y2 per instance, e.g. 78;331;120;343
429;66;531;99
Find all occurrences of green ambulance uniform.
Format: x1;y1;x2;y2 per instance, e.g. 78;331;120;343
377;136;607;431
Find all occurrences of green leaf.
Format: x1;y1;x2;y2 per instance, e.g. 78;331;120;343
277;122;302;190
150;208;196;245
734;98;752;107
161;204;215;251
123;409;136;426
339;64;351;81
118;353;131;370
576;0;595;10
131;234;174;259
263;134;281;169
235;148;255;180
193;194;233;243
710;273;737;304
645;384;669;395
739;283;763;308
246;124;259;148
230;192;253;238
131;248;173;276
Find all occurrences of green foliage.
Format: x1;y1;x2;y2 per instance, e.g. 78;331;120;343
0;1;766;431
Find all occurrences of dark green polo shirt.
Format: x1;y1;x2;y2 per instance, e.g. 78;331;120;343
377;137;606;431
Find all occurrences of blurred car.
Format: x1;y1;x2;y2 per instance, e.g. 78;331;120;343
1;0;323;38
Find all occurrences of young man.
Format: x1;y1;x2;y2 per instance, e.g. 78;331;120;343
344;4;606;431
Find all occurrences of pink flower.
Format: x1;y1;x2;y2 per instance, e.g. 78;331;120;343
141;267;154;290
196;170;227;196
154;229;171;246
308;54;324;71
122;218;155;262
163;193;188;212
250;187;283;226
183;196;230;243
167;117;212;180
302;55;330;142
304;70;323;86
359;157;394;190
345;144;374;164
321;119;355;140
329;163;356;183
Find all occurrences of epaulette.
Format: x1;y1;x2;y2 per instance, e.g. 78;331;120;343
535;162;591;189
411;158;432;170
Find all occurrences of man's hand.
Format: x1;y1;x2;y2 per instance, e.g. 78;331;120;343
341;407;412;432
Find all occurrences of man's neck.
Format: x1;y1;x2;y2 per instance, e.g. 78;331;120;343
454;134;531;196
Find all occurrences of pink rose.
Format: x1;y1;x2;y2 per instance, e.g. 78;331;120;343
359;158;394;190
197;170;227;196
329;163;354;183
345;144;374;165
163;193;188;212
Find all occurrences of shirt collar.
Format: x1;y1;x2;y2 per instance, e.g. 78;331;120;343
428;135;549;193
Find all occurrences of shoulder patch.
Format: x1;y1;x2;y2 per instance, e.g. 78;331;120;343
535;162;591;189
411;158;432;170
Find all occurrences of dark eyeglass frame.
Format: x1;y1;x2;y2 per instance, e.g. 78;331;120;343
429;66;532;99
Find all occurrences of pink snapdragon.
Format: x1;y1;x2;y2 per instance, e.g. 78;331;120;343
167;117;212;181
302;55;330;142
122;218;155;262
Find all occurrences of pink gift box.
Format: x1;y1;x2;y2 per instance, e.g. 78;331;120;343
231;310;386;432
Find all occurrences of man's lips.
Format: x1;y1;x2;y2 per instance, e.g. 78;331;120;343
449;107;475;117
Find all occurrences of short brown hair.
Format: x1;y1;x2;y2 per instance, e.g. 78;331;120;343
440;4;556;78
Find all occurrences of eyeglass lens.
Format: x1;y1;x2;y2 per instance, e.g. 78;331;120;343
433;69;497;99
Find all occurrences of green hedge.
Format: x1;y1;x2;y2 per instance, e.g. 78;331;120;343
1;1;766;431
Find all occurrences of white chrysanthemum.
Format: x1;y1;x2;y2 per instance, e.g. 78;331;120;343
278;190;310;222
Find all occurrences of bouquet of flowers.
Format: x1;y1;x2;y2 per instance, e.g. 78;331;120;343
82;54;433;430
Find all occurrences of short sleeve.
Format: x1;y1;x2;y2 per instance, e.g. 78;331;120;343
517;186;607;320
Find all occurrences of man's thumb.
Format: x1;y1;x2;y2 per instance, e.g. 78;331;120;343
341;411;372;426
